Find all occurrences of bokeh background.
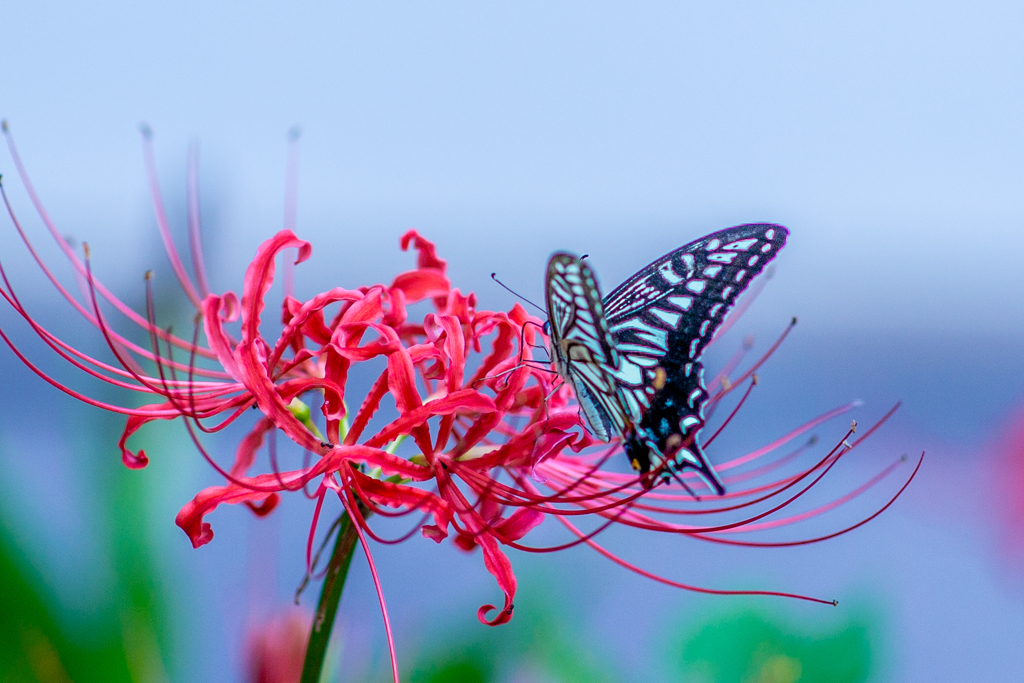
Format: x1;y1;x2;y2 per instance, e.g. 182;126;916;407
2;2;1024;681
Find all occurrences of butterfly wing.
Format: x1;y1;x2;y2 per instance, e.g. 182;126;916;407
603;223;789;493
545;253;637;442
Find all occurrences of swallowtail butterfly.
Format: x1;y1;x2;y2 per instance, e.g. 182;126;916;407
545;223;788;494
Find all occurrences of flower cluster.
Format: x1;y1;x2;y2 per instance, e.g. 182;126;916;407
0;125;921;680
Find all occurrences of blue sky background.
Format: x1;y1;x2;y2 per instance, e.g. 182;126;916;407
2;2;1024;681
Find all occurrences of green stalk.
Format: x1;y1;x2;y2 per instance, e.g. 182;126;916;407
300;508;362;683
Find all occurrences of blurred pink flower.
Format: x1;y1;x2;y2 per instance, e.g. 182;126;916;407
245;608;311;683
0;123;921;681
993;406;1024;555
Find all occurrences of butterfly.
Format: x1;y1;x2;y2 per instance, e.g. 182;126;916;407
545;223;788;494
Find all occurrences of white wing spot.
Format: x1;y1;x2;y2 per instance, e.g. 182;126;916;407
703;265;723;277
706;238;721;250
688;388;703;407
681;416;700;431
651;307;682;327
658;260;683;284
667;295;693;310
676;448;700;466
610;359;644;386
721;286;733;300
761;243;773;253
765;228;775;239
709;303;723;317
689;337;699;358
686;280;706;294
708;252;738;264
611;319;669;352
699;320;711;337
679;254;696;276
723;238;758;251
734;270;747;283
747;255;760;266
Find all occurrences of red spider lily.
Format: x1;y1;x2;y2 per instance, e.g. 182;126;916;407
0;124;922;683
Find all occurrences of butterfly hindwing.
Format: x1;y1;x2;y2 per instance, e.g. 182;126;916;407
603;224;789;492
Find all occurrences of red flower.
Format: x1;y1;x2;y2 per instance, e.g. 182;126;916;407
245;608;311;683
0;125;921;682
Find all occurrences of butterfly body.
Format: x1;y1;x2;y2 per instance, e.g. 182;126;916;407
545;224;789;494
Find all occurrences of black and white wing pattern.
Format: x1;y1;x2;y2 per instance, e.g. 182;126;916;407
603;223;788;494
545;254;635;443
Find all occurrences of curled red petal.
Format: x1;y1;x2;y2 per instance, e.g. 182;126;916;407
351;470;452;530
230;417;275;478
475;533;516;626
240;230;312;346
390;270;451;303
421;525;448;543
201;294;243;381
400;229;447;273
245;493;280;517
425;313;466;391
176;483;278;548
234;340;322;452
493;508;545;543
366;389;496;448
119;413;156;468
386;345;422;414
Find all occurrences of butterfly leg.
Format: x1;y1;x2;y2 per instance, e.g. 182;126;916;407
625;428;725;496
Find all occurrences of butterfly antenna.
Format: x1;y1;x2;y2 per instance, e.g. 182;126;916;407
490;273;547;315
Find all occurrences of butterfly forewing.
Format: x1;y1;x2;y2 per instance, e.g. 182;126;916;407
604;224;788;492
545;253;636;442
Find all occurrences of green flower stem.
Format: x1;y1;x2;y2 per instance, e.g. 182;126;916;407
300;506;367;683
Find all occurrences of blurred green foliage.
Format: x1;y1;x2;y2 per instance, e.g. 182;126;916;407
406;595;620;683
404;594;876;683
0;426;877;683
0;432;171;683
674;609;874;683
